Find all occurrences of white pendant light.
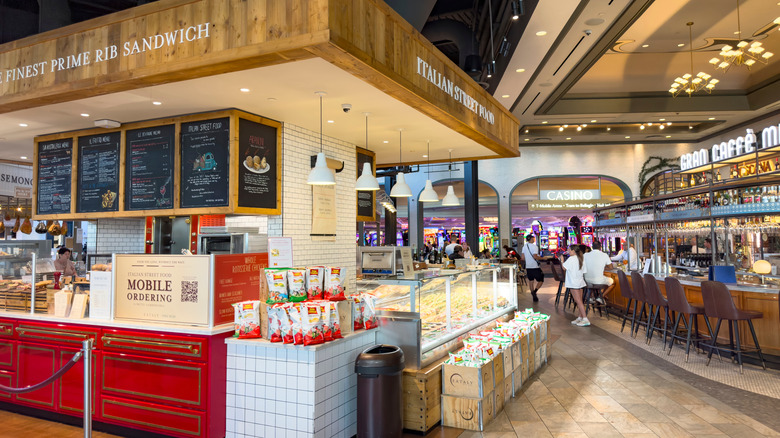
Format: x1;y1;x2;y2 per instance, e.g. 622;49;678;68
441;149;460;206
356;113;380;191
307;91;336;185
419;141;440;202
390;129;412;198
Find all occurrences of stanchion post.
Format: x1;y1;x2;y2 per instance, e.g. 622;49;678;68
83;338;92;438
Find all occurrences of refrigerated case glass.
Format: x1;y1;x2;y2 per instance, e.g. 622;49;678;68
0;240;51;314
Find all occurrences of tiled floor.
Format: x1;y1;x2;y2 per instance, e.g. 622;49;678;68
410;283;780;438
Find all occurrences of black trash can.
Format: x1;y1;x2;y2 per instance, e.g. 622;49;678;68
355;344;405;438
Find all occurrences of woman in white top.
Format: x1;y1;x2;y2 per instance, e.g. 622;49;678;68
562;244;590;327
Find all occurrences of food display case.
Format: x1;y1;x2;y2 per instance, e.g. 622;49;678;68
0;240;51;313
358;265;517;369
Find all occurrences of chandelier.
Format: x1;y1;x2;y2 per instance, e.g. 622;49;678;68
669;22;719;97
709;0;774;70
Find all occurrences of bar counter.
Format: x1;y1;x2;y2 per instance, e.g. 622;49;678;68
605;270;780;356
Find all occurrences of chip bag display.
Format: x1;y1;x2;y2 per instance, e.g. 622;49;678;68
287;303;304;345
267;305;283;343
363;294;378;330
320;301;333;342
306;267;324;300
279;304;294;344
324;267;346;301
266;270;289;304
330;302;342;340
351;295;364;331
302;303;324;346
287;269;307;302
232;301;261;339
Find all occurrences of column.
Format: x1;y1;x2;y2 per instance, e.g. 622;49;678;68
464;160;479;252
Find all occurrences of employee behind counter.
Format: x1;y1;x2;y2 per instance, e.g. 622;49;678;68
54;247;77;277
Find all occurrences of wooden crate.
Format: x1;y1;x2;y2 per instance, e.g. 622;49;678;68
501;347;513;377
512;368;522;394
442;360;494;398
494;379;505;414
492;352;505;383
403;357;444;433
503;375;513;401
441;392;495;431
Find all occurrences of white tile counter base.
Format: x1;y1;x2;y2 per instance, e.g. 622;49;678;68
226;330;378;438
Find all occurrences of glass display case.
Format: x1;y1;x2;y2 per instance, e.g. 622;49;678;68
0;240;51;314
358;265;517;369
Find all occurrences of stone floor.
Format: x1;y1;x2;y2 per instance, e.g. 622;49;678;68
408;283;780;438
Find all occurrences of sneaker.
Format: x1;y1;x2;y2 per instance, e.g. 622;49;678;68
595;297;606;305
576;318;591;327
571;317;582;325
532;292;539;302
587;298;596;304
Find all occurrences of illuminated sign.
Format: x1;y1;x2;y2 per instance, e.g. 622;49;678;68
529;200;612;211
679;124;780;171
539;190;600;201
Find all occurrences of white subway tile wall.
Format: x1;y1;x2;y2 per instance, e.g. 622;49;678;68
226;330;376;438
86;218;146;254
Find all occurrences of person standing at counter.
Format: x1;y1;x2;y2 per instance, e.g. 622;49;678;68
562;244;590;326
521;234;545;302
583;241;615;303
612;242;638;270
55;247;77;277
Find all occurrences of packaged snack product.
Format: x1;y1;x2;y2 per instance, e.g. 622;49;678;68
302;303;324;346
363;294;378;330
288;303;304;345
232;301;261;339
324;267;346;301
351;295;364;331
287;269;307;302
306;267;324;300
330;302;342;339
320;301;333;342
267;305;283;343
266;270;289;304
279;304;294;344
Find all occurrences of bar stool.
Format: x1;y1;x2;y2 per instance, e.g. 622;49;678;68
701;281;767;373
584;282;609;320
664;277;710;361
617;271;635;334
551;262;569;308
630;272;650;339
643;274;670;346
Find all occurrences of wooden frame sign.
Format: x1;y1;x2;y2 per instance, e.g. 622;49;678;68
32;109;282;220
356;147;376;222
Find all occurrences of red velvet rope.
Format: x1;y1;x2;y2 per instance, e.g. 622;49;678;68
0;351;82;394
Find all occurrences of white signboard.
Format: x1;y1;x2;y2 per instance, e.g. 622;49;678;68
89;270;113;320
626;213;655;223
399;247;414;278
0;163;33;198
539;190;600;201
311;185;337;239
114;254;211;326
678;124;780;171
268;237;293;268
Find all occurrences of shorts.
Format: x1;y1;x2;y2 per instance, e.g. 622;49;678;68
526;268;544;282
585;277;614;287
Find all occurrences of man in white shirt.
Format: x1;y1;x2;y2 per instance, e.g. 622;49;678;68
521;234;546;302
611;243;639;270
583;241;615;304
444;240;457;257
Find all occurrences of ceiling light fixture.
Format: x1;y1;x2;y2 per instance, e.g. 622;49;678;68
516;68;525;73
659;118;666;121
511;0;521;20
524;129;529;133
240;88;250;92
576;126;582;131
566;137;572;140
640;125;645;130
607;127;611;131
441;149;459;207
660;125;665;130
390;129;412;197
677;43;685;47
308;91;336;186
625;136;631;139
486;1;497;80
356;113;380;191
18;123;27;127
20;156;27;160
419;141;440;203
542;121;548;124
559;127;564;132
152;101;162;105
666;135;671;138
709;117;715;120
80;113;89;117
502;94;510;98
666;122;671;126
669;22;718;96
563;124;569;128
642;44;650;48
711;0;774;70
536;31;547;36
582;124;587;127
590;120;597;123
383;140;389;143
689;125;694;129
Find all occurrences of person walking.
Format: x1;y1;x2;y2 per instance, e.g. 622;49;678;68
521;234;545;302
562;244;590;327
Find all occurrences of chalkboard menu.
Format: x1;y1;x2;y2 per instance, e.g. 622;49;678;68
356;149;376;221
237;118;278;209
77;132;121;213
180;118;230;208
36;139;73;215
125;125;175;211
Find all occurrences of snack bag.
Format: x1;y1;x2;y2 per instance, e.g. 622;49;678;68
232;301;261;339
324;267;346;301
351;295;364;331
265;270;289;304
306;267;324;300
279;304;295;344
287;269;307;302
288;303;304;345
330;302;343;339
363;294;378;330
302;303;324;346
267;305;283;343
321;301;333;342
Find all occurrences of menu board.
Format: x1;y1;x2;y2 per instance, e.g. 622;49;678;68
237;118;278;209
36;139;73;215
77;132;121;213
356;149;376;221
180;118;230;208
125;125;175;211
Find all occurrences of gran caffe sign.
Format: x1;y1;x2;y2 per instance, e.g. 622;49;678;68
680;123;780;170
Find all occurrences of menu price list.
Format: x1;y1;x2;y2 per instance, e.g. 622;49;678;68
356;150;375;219
180;118;230;208
37;139;73;215
237;118;278;209
125;125;175;211
77;132;121;213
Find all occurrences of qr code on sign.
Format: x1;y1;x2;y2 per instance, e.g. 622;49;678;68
181;281;199;303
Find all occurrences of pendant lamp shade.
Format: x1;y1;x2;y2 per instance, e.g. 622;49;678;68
419;179;440;202
308;152;336;185
442;185;459;206
356;162;380;190
390;172;412;197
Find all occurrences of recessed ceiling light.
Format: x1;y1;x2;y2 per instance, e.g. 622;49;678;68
327;120;334;123
563;124;569;128
267;97;277;101
18;123;27;127
20;156;27;160
582;124;587;127
660;125;665;130
659;118;666;121
640;125;645;130
677;43;685;47
559;127;564;131
577;127;582;131
647;122;653;126
516;68;526;73
536;31;547;36
80;113;90;117
625;136;631;139
422;155;428;158
666;135;671;138
566;137;572;140
383;140;389;143
642;44;650;48
590;120;597;123
152;101;162;105
524;139;530;141
502;94;510;98
666;122;671;126
542;121;548;124
240;88;250;92
734;31;741;35
607;127;611;131
708;117;715;120
689;125;694;129
524;129;529;133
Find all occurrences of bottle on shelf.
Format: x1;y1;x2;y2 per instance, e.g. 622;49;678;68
731;165;739;179
775;157;780;171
